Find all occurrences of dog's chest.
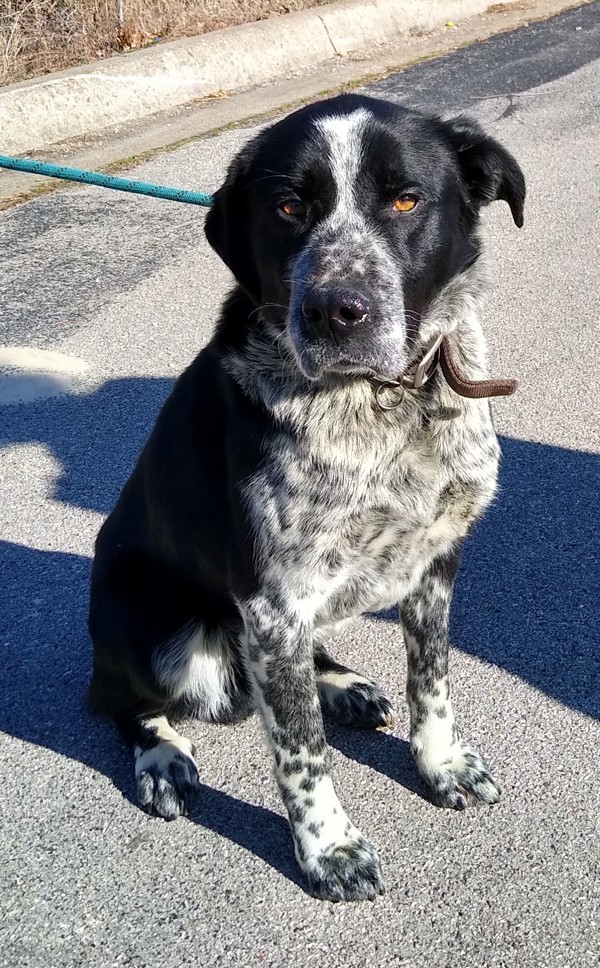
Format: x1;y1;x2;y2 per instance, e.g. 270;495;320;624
250;415;498;617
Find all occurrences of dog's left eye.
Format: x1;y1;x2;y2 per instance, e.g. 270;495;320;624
279;199;307;219
392;194;419;213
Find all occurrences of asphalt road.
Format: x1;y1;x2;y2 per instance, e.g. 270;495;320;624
1;4;599;966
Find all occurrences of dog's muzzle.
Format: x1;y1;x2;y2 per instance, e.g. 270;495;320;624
289;281;408;379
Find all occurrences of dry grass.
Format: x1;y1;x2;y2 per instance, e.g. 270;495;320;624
0;0;328;86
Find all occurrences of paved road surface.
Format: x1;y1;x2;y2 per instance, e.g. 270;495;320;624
1;4;599;966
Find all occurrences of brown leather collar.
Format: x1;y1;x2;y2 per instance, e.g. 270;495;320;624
374;334;518;410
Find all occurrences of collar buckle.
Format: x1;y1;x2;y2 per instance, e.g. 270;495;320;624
399;334;444;390
373;334;443;411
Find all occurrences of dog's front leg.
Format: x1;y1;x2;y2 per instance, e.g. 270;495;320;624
242;595;384;902
400;548;501;809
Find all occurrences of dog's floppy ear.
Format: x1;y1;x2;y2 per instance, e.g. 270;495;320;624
205;147;261;303
444;115;525;227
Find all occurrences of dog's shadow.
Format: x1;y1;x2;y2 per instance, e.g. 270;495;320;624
1;375;599;884
326;722;422;795
190;784;305;887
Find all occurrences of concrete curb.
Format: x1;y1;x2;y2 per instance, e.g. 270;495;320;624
0;0;525;155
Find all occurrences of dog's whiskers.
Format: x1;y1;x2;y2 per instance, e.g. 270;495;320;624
244;169;295;191
249;302;288;319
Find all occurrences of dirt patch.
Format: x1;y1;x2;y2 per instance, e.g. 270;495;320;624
0;0;331;86
486;1;536;11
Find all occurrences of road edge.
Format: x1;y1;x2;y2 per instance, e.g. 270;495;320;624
0;0;551;154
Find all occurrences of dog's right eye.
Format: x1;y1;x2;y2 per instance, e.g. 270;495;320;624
392;194;419;213
279;199;307;219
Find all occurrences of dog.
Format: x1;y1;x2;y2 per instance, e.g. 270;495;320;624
88;93;525;902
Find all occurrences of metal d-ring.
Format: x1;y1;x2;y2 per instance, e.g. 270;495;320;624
375;381;405;410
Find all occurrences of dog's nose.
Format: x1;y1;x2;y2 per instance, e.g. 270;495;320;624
302;288;370;340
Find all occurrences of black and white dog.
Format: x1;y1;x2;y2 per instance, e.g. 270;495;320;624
89;94;525;902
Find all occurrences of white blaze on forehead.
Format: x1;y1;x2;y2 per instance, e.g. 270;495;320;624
314;109;371;224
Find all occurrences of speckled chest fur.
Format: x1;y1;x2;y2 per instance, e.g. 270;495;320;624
235;317;501;628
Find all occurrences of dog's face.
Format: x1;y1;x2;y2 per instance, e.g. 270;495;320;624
206;94;525;382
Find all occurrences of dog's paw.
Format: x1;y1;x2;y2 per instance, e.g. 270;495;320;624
423;744;501;810
304;836;385;902
318;670;395;729
135;741;200;820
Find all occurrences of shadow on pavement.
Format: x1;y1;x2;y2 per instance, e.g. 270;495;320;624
2;375;174;513
453;436;600;720
1;375;599;879
327;724;424;797
191;786;303;888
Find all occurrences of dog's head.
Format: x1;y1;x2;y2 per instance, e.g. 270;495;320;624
206;94;525;382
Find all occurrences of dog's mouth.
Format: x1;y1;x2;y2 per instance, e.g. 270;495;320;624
285;314;410;383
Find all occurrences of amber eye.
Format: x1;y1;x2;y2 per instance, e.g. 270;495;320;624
393;194;418;213
279;199;306;218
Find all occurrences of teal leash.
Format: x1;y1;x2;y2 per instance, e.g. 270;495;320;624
0;155;214;207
